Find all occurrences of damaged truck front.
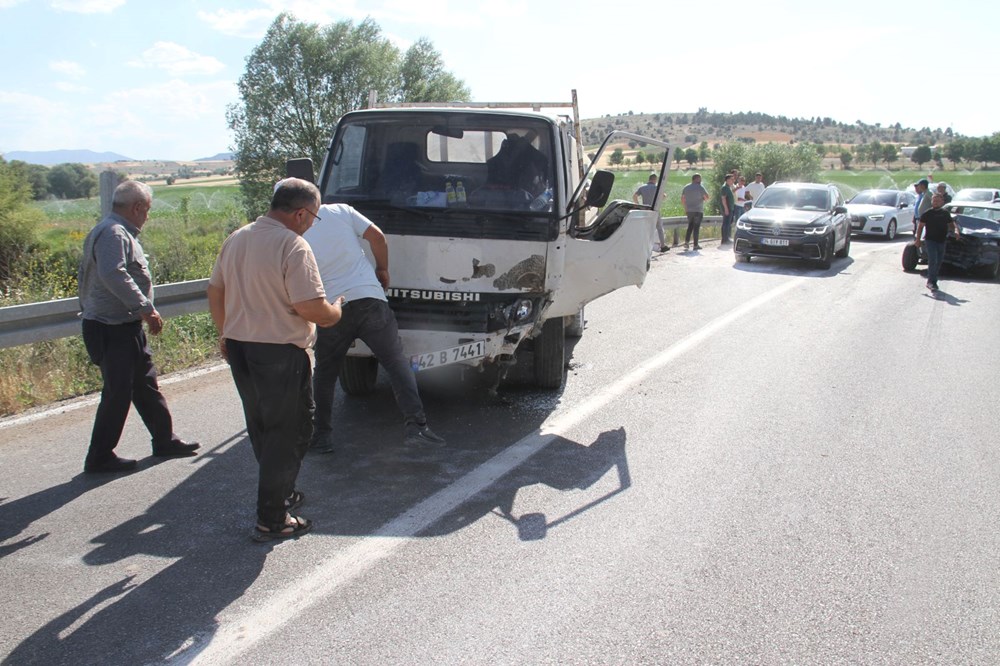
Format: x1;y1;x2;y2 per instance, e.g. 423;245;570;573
290;94;673;390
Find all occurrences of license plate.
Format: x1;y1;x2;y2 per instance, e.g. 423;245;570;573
410;341;486;371
762;238;790;246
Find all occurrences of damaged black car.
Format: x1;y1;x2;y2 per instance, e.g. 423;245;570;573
902;201;1000;280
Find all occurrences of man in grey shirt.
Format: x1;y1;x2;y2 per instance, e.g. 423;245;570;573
78;180;199;473
680;173;710;250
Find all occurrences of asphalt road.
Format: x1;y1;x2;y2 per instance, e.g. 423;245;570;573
2;237;999;665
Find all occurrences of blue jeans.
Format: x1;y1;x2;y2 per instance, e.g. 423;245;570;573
313;298;425;439
225;339;313;525
925;240;946;285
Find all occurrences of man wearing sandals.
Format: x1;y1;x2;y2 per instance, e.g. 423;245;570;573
207;179;344;541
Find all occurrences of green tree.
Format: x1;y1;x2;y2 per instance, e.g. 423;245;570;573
698;141;710;165
399;37;471;102
910;145;932;169
684;148;698;167
227;14;469;218
7;161;50;200
708;142;820;213
944;140;965;168
609;148;624;166
839;151;852;170
867;141;882;168
0;157;44;281
881;144;898;169
47;163;97;199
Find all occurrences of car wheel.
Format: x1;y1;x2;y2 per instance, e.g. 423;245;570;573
901;242;919;272
817;236;833;269
339;356;379;394
885;219;897;240
835;231;851;258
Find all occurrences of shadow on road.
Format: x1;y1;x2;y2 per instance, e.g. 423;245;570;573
2;343;633;664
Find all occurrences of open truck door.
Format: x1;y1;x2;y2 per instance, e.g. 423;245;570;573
547;132;673;318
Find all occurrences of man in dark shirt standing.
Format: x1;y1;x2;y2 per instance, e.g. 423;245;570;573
78;180;199;473
719;173;736;244
914;193;959;292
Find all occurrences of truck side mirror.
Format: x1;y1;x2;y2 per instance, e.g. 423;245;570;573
586;170;615;208
285;158;315;184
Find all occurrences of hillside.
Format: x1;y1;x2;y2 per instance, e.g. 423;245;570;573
579;109;961;152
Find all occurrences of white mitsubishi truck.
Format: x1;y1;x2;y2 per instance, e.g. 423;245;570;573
288;92;672;391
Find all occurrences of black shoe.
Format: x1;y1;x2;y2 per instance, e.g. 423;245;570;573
309;433;336;454
693;244;703;250
84;455;138;474
404;423;447;448
152;439;200;458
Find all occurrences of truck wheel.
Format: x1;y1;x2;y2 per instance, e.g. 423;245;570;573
339;356;379;395
533;318;565;389
564;306;585;338
901;243;919;272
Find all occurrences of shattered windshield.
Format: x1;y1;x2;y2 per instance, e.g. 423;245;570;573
320;112;555;214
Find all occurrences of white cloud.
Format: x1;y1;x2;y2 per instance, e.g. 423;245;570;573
197;8;279;39
0;0;28;8
50;60;86;79
49;0;126;13
198;1;368;38
128;42;225;77
54;81;90;93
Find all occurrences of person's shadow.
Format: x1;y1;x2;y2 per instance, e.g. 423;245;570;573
3;431;273;666
0;475;118;558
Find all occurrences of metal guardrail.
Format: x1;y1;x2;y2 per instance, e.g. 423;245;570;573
0;279;209;349
0;214;726;350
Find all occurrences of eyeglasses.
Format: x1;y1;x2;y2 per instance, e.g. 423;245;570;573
300;207;321;222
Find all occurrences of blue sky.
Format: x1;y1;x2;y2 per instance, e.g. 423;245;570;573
0;0;994;161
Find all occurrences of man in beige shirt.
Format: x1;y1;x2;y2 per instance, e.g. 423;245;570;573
207;178;343;541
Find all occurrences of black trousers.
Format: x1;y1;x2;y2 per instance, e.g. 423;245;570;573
225;339;314;526
82;319;175;466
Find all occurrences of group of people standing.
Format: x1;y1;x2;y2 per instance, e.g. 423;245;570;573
670;170;766;250
79;177;445;542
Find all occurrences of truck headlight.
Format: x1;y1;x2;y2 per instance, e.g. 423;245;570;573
511;299;533;323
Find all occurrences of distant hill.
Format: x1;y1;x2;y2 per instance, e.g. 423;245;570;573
3;149;133;165
195;152;234;162
579;110;962;151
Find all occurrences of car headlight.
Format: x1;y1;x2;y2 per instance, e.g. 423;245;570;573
804;225;830;235
736;218;752;230
868;214;884;221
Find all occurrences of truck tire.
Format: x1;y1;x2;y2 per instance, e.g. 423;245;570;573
339;356;379;395
564;306;585;338
533;318;565;389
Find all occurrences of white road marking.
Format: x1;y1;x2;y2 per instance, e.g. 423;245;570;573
180;274;808;665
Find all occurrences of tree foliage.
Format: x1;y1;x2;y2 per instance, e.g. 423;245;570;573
228;14;470;218
910;145;932;168
0;157;43;281
47;163;97;199
708;142;821;214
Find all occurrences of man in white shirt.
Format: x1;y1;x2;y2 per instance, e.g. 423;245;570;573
745;172;766;206
303;202;446;452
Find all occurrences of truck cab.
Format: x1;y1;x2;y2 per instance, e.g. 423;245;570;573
292;94;672;390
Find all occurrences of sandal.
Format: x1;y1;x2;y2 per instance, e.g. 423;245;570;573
253;514;312;542
285;490;304;512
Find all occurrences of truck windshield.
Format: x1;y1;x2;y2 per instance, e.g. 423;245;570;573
320;112;556;214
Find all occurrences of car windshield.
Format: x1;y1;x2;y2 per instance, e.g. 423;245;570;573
754;187;829;211
955;190;996;202
849;191;897;207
